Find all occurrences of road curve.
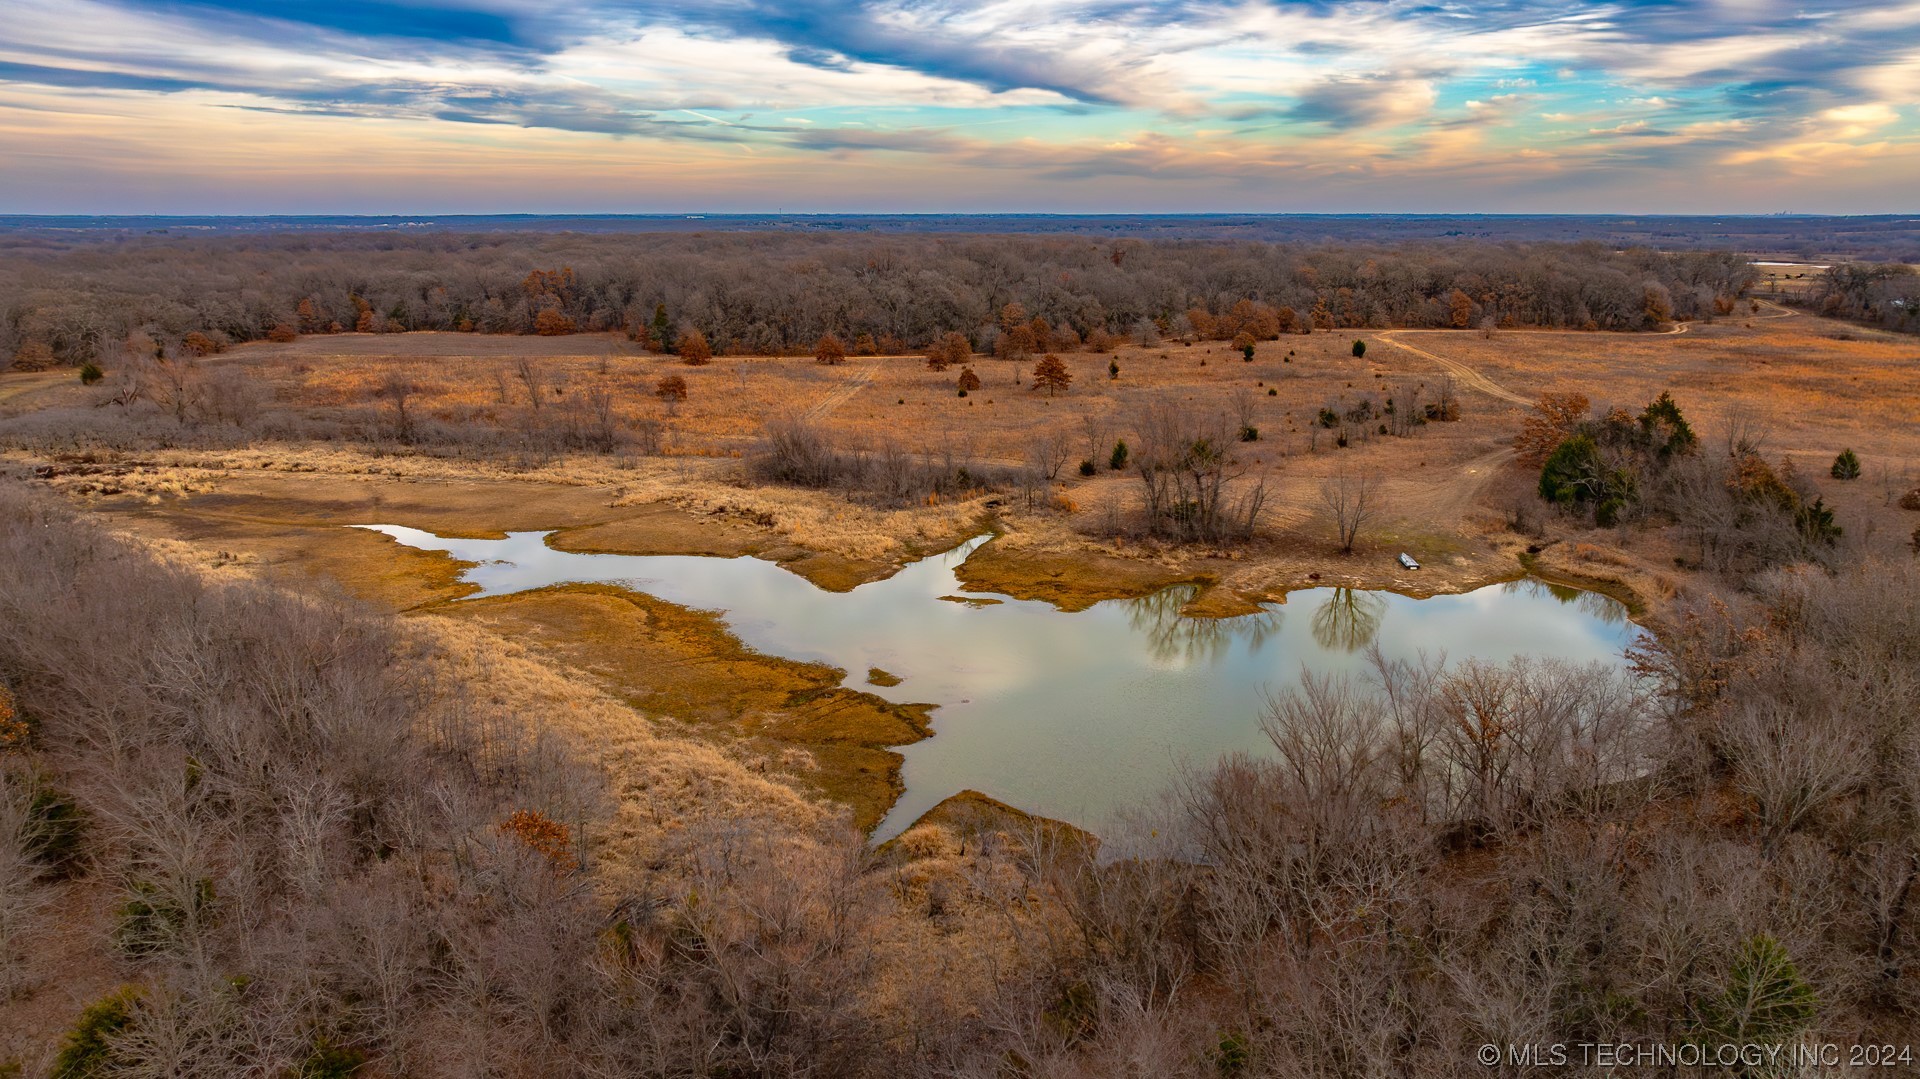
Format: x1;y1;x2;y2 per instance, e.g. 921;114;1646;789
1367;299;1800;409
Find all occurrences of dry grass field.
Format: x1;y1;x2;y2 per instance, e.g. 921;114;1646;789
5;304;1916;835
160;324;1525;581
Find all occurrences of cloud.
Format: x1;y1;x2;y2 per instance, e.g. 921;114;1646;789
1288;73;1438;129
118;0;534;47
1823;102;1900;137
0;0;1915;209
786;128;967;154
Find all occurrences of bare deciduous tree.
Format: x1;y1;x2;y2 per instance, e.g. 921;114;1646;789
1319;470;1377;553
375;372;418;442
1131;400;1266;542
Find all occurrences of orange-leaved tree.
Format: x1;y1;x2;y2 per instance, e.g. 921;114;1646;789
534;306;577;336
956;366;982;393
1515;392;1591;467
678;328;712;365
0;684;24;753
1032;353;1072;396
1448;288;1476;329
498;809;578;873
927;332;969;371
815;334;846;366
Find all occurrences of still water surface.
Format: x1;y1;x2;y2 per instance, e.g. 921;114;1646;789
363;526;1639;840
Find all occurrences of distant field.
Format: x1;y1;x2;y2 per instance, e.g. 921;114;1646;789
4;212;1919;259
215;326;1508;542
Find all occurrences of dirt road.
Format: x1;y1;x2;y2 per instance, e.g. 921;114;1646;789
1368;301;1800;408
804;362;878;421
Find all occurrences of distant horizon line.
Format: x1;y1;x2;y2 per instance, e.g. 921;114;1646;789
5;211;1914;221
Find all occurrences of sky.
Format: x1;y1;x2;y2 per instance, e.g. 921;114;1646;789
0;0;1916;214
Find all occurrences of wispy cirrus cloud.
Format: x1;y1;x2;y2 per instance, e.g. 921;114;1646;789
0;0;1913;210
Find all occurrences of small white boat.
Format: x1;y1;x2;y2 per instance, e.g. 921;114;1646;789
1397;552;1420;570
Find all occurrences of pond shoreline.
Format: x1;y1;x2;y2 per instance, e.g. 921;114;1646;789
365;523;1644;842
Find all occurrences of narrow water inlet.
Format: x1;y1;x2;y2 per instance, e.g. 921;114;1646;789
361;526;1641;841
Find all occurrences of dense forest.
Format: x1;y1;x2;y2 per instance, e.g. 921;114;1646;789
6;482;1920;1076
1;233;1760;368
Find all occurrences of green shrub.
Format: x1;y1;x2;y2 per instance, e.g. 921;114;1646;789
300;1039;368;1079
1830;448;1861;479
1239;425;1259;442
1077;459;1096;477
1540;434;1598;504
1108;440;1129;472
1797;497;1842;545
1638;390;1697;458
116;879;214;957
27;784;86;873
78;363;103;386
1108;359;1119;379
1695;934;1816;1046
1210;1030;1252;1076
1351;340;1366;358
52;986;140;1079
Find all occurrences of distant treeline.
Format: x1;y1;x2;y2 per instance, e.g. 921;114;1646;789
1803;262;1920;333
0;233;1762;368
6;212;1919;259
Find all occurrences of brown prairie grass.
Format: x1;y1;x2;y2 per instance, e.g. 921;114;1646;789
1439;318;1920;460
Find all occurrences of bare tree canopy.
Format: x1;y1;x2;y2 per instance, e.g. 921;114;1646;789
1320;469;1378;553
0;232;1767;368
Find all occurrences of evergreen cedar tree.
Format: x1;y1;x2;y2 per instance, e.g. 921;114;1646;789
1831;449;1861;479
1531;391;1828;536
956;366;982;393
814;334;846;366
678;329;712;365
1032;353;1073;396
650;304;674;352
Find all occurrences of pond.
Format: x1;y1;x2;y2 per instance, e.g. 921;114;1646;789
362;526;1641;841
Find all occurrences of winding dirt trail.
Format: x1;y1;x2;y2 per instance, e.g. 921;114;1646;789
804;362;879;421
1368;331;1532;406
1368;300;1800;408
0;370;67;407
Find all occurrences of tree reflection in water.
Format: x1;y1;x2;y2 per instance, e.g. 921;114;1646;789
1122;585;1285;665
1501;578;1629;626
1309;588;1389;652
